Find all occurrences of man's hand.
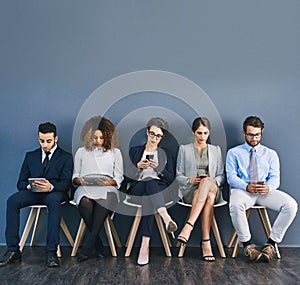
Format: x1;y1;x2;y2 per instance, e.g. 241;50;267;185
246;182;269;195
32;179;51;192
256;182;270;195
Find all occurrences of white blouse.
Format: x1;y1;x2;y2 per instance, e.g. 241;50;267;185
73;147;123;188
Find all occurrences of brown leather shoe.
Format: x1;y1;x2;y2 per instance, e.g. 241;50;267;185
261;244;275;262
244;244;262;262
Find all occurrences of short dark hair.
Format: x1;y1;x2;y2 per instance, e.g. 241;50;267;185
38;122;57;137
192;117;211;132
243;116;264;132
147;117;168;135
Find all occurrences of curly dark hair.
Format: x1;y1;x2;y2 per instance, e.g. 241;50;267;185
80;115;119;151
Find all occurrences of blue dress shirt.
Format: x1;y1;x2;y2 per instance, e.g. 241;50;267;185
226;142;280;191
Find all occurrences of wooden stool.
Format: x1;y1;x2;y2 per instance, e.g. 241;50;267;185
19;204;74;257
226;205;281;259
69;200;122;257
177;194;227;258
124;196;173;257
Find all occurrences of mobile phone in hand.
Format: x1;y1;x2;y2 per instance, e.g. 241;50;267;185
146;154;154;160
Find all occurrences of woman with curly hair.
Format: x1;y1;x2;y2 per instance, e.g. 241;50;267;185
73;115;123;262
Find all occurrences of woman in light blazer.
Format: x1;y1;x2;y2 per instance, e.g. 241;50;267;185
176;117;225;262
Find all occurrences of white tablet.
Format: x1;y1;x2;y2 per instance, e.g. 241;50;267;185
28;178;46;192
82;174;113;186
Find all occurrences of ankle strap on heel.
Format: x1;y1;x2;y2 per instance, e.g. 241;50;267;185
186;221;194;228
202;239;210;242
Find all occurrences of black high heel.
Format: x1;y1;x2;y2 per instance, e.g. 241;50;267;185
201;239;215;262
177;221;194;244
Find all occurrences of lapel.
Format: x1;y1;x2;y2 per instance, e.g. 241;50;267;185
43;147;60;175
207;144;216;176
187;144;197;174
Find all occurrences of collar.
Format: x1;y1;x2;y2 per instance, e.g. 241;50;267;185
42;144;57;158
243;142;262;153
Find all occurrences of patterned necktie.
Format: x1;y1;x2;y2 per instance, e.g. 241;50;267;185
43;152;50;172
250;147;258;182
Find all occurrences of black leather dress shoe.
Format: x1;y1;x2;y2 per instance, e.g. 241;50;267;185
0;250;21;267
46;252;59;267
77;251;89;262
95;250;105;259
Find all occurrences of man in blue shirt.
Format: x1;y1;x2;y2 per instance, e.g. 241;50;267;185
226;116;297;262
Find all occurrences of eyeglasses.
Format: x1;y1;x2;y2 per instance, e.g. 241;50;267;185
148;131;163;140
246;133;262;139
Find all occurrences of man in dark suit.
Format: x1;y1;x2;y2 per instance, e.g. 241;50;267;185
0;122;73;267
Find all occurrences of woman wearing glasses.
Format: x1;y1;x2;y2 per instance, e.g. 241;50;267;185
126;117;177;265
176;117;225;262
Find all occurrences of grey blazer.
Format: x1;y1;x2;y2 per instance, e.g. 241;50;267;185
176;143;225;196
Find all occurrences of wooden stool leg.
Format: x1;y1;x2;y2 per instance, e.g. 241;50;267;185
57;244;62;257
108;216;122;248
232;239;240;258
155;214;172;257
125;208;142;257
60;217;74;247
227;229;237;248
19;208;38;252
231;208;251;258
71;219;86;257
30;207;43;246
257;208;281;259
104;217;117;257
178;243;186;258
211;215;226;258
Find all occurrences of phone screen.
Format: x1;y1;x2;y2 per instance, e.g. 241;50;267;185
146;154;154;160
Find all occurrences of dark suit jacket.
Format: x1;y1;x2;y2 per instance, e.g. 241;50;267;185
127;144;175;185
17;147;73;200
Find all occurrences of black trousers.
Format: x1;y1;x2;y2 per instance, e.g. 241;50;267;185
130;179;169;237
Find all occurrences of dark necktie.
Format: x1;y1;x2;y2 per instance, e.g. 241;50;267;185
250;148;258;182
43;152;50;172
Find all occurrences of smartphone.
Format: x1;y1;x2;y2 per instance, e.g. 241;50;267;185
256;181;264;185
199;175;207;179
146;154;154;160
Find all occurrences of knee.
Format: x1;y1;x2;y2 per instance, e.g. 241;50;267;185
285;197;298;216
79;196;92;209
206;192;215;205
46;194;63;209
7;193;19;208
229;200;243;216
145;180;159;194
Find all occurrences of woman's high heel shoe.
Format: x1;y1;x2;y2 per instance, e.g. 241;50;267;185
201;239;215;262
137;249;149;266
177;221;194;244
166;220;178;239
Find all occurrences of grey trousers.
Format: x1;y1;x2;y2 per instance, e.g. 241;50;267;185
229;188;298;243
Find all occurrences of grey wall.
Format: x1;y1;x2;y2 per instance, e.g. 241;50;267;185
0;1;299;247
